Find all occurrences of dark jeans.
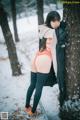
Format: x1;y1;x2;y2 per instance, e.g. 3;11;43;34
25;72;48;113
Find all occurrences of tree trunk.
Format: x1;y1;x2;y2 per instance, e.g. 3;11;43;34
10;0;19;42
36;0;44;25
0;3;22;76
63;2;80;100
59;1;80;120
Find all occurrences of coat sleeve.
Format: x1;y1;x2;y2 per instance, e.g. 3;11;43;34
51;29;58;77
51;48;57;77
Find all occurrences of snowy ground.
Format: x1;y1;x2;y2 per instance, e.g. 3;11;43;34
0;9;62;120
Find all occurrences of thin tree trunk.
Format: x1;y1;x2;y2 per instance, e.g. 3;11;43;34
0;3;21;76
10;0;19;42
36;0;44;25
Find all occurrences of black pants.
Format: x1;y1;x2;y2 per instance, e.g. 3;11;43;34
25;72;48;113
56;46;66;106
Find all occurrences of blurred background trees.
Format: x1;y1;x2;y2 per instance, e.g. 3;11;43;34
36;0;44;25
10;0;19;42
0;2;21;76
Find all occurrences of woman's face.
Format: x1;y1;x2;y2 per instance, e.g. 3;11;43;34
50;20;60;29
46;38;53;49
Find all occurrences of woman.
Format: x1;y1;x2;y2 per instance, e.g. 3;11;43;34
39;11;60;77
25;11;60;116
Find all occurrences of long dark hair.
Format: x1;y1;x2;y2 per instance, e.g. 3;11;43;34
45;11;60;28
39;37;47;52
39;11;60;51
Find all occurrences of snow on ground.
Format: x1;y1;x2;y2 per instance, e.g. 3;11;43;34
0;9;63;120
41;85;60;120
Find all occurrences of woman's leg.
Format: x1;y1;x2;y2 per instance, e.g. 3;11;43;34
25;72;37;108
32;72;49;113
25;59;37;108
31;55;51;113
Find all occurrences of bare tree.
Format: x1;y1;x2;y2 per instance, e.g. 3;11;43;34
10;0;19;42
36;0;44;25
0;2;21;76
